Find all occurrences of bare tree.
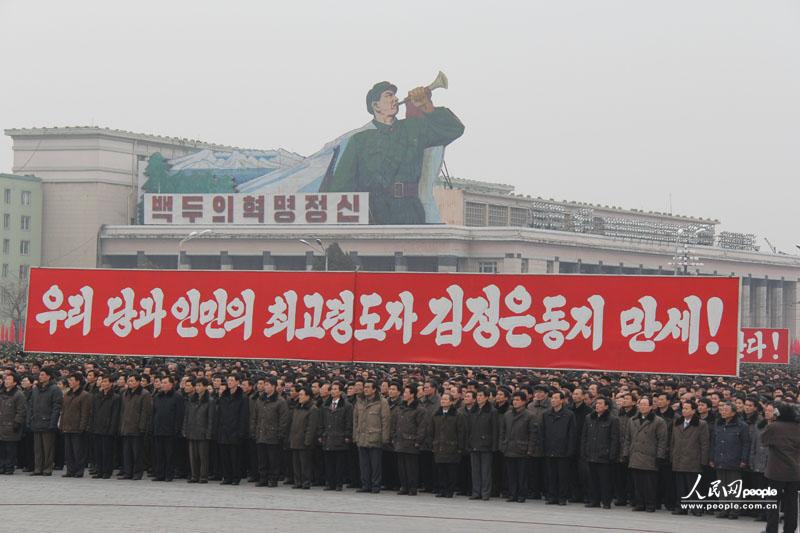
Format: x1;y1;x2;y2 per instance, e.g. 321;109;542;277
0;276;28;342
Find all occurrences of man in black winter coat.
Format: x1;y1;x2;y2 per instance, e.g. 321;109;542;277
320;381;353;491
89;375;120;479
183;378;214;484
581;396;620;509
542;391;576;505
151;376;184;482
215;374;249;485
29;369;62;476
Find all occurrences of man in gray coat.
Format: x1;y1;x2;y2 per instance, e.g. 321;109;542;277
623;396;667;512
0;372;27;474
670;400;709;516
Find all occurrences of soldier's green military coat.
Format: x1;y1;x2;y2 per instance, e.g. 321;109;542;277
324;107;464;224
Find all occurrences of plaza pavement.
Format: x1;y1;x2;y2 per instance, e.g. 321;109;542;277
0;475;765;533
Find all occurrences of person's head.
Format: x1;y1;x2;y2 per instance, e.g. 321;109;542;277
622;393;634;409
551;390;565;409
241;379;253;395
709;392;721;407
161;375;174;393
572;388;584;405
440;392;452;410
734;397;745;413
763;402;775;421
463;390;475;407
4;372;17;390
681;400;697;419
38;370;51;385
594;396;609;415
697;397;711;414
226;374;239;391
656;393;670;410
719;401;734;420
476;388;488;407
512;391;526;410
744;397;758;415
99;375;113;393
331;381;343;400
264;378;276;396
495;388;507;405
388;382;400;400
403;385;415;404
364;380;377;398
423;381;436;398
534;386;547;401
298;387;311;404
638;396;653;416
195;377;209;395
127;374;140;390
366;81;399;121
320;383;330;399
183;378;194;395
773;402;798;423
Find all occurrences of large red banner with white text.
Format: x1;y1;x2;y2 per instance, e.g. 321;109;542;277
739;328;790;365
24;268;740;375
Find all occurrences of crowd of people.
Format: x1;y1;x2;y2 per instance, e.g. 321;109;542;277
0;353;798;533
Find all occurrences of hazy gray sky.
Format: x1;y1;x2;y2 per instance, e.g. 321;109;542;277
1;1;798;251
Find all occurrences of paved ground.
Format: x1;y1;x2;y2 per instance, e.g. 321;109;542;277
0;475;767;533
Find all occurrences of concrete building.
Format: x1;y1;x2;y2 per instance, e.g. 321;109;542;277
0;173;42;283
4;127;267;268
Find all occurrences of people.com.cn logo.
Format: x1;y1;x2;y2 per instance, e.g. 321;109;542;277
682;475;777;500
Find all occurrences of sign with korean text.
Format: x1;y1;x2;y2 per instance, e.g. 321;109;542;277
739;327;790;364
143;193;368;225
24;269;740;375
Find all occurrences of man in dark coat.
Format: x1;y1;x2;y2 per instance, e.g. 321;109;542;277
761;401;800;533
215;374;249;486
526;384;549;499
670;399;709;516
252;377;289;487
581;396;620;509
614;393;637;506
654;392;677;511
623;396;667;512
570;388;592;503
29;369;62;476
543;390;576;505
391;384;426;495
431;392;465;498
289;387;320;489
709;401;750;519
183;377;214;484
0;372;26;474
500;391;536;503
59;372;92;478
466;387;498;500
151;376;184;482
89;374;120;479
492;387;511;498
320;381;352;491
119;374;152;480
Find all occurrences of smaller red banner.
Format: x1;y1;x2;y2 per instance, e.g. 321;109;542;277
739;328;790;364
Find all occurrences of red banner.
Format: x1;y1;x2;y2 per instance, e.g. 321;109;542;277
739;327;790;364
24;268;740;375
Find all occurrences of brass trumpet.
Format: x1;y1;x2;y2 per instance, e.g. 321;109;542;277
398;71;448;106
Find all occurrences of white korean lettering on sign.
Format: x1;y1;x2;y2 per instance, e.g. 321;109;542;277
143;193;369;225
34;284;93;336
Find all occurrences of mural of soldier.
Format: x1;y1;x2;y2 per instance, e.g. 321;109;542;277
320;81;465;224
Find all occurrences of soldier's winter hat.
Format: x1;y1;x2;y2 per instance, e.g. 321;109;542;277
366;81;398;114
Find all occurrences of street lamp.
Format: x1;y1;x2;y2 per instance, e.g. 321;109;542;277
670;227;706;275
300;237;328;271
178;229;212;269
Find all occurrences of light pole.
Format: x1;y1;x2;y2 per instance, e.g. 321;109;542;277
178;229;212;269
671;227;706;275
300;237;328;271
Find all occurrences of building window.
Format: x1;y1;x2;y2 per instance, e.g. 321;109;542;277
20;215;30;231
20;240;29;255
19;264;29;280
488;204;509;226
3;189;9;204
1;264;7;278
2;214;8;230
2;239;8;255
21;191;31;206
478;261;498;274
510;207;528;227
465;202;487;227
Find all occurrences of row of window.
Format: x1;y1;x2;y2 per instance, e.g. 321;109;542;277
2;214;31;231
2;239;30;255
3;189;32;206
1;263;29;280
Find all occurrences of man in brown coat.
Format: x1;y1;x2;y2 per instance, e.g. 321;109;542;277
623;396;667;512
670;400;709;516
761;402;800;533
353;380;390;493
119;374;152;480
59;372;92;478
